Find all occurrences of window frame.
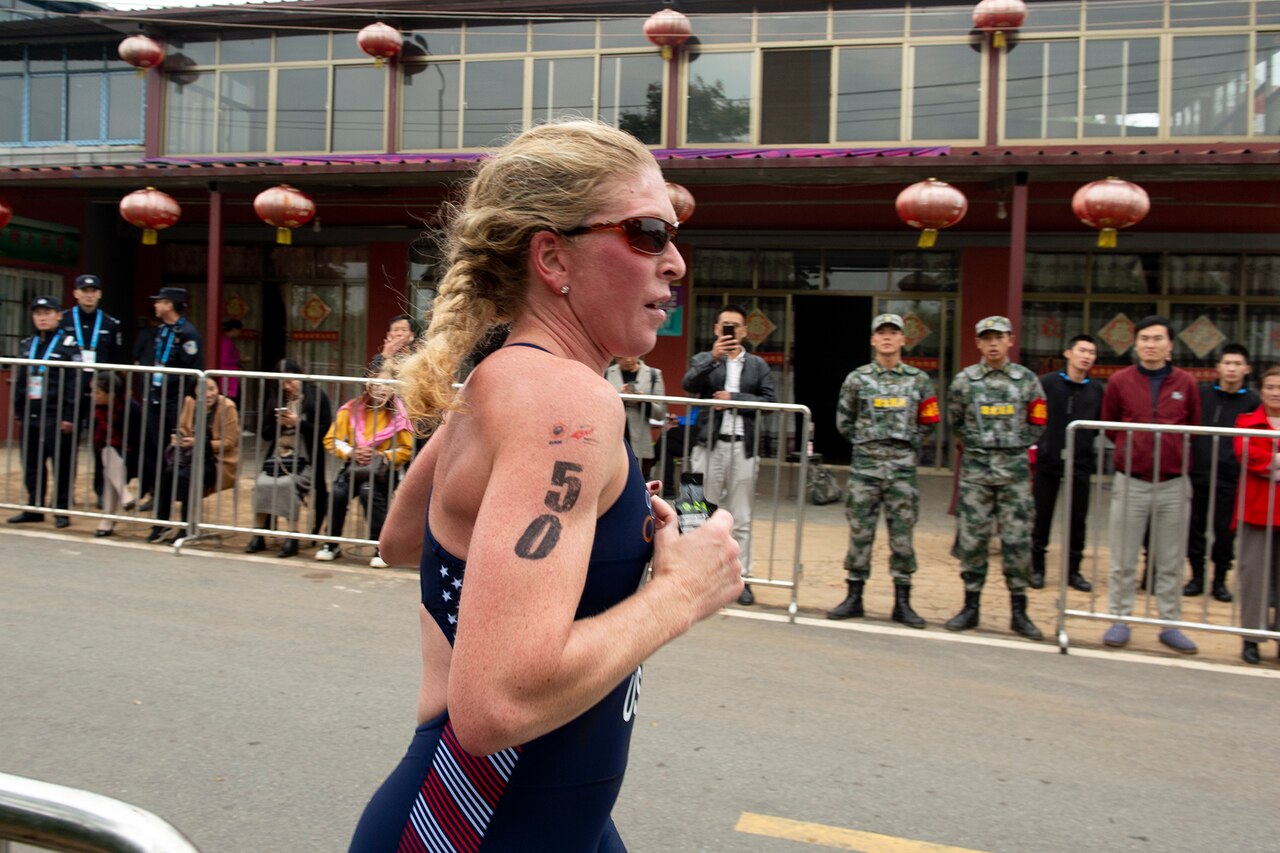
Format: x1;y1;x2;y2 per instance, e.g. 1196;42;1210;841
0;43;145;147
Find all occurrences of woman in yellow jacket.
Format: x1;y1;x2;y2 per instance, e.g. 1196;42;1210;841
318;381;413;567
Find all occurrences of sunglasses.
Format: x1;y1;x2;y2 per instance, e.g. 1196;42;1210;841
562;216;678;256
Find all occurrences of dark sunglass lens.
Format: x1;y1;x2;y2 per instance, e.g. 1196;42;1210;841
624;218;671;254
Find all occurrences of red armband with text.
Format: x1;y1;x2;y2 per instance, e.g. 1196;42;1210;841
918;396;940;425
1027;398;1047;426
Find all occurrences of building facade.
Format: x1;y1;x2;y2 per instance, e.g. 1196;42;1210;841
2;0;1277;463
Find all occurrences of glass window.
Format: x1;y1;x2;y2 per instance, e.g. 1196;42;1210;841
1018;2;1081;32
465;22;527;54
218;69;269;152
1170;304;1240;369
757;10;828;42
1258;34;1280;136
832;3;904;38
275;33;329;62
1169;1;1250;27
912;44;980;140
220;35;271;65
404;28;462;58
1245;309;1280;369
332;66;384;150
690;15;753;45
0;44;23;74
758;250;815;289
836;46;901;141
166;71;215;153
691;248;753;288
1021;301;1086;375
531;19;595;52
28;75;63;140
1085;1;1163;30
909;1;976;36
1092;253;1158;294
1262;0;1280;25
1090;302;1158;365
1083;38;1160;137
532;56;594;122
276;67;328;151
1025;253;1087;293
1245;256;1280;297
826;251;890;291
402;60;460;149
28;45;62;73
686;52;753;144
600;55;661;145
1171;36;1249;137
462;59;523;147
599;18;650;50
1005;40;1079;139
894;251;959;292
66;43;104;71
67;74;101;140
331;30;366;60
170;38;216;67
0;78;21;142
107;72;143;139
1167;255;1240;296
761;49;830;144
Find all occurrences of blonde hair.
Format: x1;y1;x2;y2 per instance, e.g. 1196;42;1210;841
398;119;657;424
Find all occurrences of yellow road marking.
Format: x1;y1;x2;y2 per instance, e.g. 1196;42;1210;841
734;813;989;853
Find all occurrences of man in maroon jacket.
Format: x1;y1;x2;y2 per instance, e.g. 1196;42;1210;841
1100;316;1202;654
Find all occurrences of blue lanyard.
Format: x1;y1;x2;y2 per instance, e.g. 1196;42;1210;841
154;318;183;366
28;333;60;374
71;306;103;351
1058;371;1090;385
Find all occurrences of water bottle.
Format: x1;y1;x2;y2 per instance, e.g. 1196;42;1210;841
676;472;713;534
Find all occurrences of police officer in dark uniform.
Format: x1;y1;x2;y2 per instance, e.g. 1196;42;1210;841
136;286;202;507
8;296;81;527
59;273;125;504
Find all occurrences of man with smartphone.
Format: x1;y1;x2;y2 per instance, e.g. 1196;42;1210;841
683;304;776;605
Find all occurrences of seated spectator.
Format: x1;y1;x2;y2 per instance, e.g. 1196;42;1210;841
316;379;413;567
1232;365;1280;665
247;359;333;558
148;377;240;543
605;355;666;479
92;371;141;537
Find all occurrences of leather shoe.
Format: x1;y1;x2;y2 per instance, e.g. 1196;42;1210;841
1028;570;1045;590
244;535;267;553
1182;578;1204;597
278;538;300;558
95;529;114;538
7;511;44;524
137;498;154;513
146;526;167;544
1067;573;1093;592
737;584;754;606
1242;641;1260;665
54;516;71;529
1211;584;1233;603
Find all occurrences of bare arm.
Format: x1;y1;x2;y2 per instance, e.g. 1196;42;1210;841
379;435;438;568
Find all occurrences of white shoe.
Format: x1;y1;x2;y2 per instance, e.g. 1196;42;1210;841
315;545;340;561
369;552;388;569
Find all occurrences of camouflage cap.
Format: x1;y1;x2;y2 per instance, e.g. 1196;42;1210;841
975;315;1013;334
871;313;905;332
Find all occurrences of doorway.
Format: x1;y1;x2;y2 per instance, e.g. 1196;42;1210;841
793;294;872;466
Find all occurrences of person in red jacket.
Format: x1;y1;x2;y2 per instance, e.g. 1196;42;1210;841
1232;365;1280;665
1099;316;1202;654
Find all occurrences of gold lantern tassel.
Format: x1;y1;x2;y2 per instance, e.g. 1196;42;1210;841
661;45;673;61
917;229;938;248
1097;228;1117;248
993;31;1007;49
134;67;147;79
142;228;157;245
276;227;292;245
375;56;386;67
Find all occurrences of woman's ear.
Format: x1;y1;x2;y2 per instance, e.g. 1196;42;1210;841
529;230;571;296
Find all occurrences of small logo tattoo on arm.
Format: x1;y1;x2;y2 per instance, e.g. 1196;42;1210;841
549;423;597;445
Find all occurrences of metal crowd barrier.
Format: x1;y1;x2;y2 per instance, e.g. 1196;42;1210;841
621;390;812;620
1056;419;1280;652
0;770;200;853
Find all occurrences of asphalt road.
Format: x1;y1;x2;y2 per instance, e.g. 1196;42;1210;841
2;531;1277;853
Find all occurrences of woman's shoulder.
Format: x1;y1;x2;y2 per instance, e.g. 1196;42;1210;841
466;352;623;432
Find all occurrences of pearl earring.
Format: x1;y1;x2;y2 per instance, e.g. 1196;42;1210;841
560;285;570;295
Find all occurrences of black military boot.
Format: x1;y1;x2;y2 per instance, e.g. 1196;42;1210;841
1009;593;1044;640
1067;561;1093;592
1029;552;1046;590
1211;566;1233;602
944;591;980;632
1242;641;1260;665
891;585;926;629
827;580;864;620
1183;564;1205;596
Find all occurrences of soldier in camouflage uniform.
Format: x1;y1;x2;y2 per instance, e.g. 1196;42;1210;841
944;315;1047;640
828;313;939;628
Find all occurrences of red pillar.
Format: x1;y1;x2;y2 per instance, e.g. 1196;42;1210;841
384;55;400;154
984;37;1000;147
205;185;223;370
1007;172;1029;362
664;51;681;149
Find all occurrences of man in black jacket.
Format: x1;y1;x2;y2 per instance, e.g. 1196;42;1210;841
1031;334;1103;592
683;304;776;605
135;286;202;508
9;296;81;527
1186;343;1258;601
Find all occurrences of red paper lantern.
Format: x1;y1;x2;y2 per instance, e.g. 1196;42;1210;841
119;187;181;245
895;178;968;248
254;185;316;245
973;0;1027;49
118;34;165;75
357;22;403;66
1072;177;1150;248
666;182;695;224
0;198;11;231
644;9;692;61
